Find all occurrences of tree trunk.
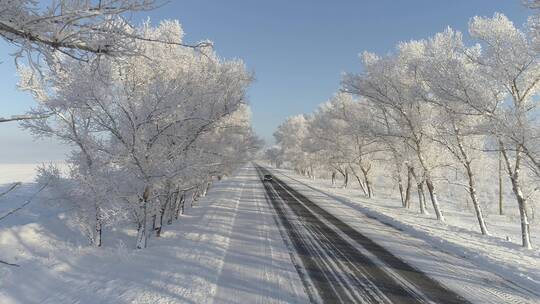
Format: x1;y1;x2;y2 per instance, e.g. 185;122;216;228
191;188;199;208
453;130;489;235
136;187;150;249
512;178;532;249
167;190;178;225
156;209;164;237
350;166;368;195
174;190;185;219
151;214;157;232
398;182;404;206
201;181;211;197
417;149;444;221
331;172;336;186
424;178;444;221
136;220;146;249
180;192;186;215
206;181;212;195
94;215;102;247
396;168;405;207
417;181;428;215
136;204;147;249
409;166;426;214
501;144;532;249
155;196;169;237
465;163;489;235
421;185;428;213
499;151;504;215
404;165;413;208
360;166;373;198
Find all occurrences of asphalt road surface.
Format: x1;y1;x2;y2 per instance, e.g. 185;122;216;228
255;165;471;304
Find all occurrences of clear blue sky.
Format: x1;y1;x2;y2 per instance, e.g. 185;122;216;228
0;0;531;163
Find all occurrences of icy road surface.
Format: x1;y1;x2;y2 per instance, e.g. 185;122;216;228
257;164;540;304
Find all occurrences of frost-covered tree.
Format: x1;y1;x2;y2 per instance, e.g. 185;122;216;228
0;1;208;63
306;97;353;187
264;146;283;168
273;10;540;248
526;0;540;42
274;115;314;177
0;0;211;124
344;46;446;222
415;28;498;235
466;13;540;248
307;93;380;196
19;20;255;249
365;99;424;212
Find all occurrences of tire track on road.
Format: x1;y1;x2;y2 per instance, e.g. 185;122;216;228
256;165;468;303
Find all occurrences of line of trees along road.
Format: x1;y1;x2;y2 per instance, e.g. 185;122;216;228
1;2;260;249
269;9;540;249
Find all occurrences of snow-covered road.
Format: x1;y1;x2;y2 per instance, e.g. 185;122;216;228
262;165;540;304
212;167;309;304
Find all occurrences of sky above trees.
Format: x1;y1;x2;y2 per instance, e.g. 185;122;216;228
0;0;532;162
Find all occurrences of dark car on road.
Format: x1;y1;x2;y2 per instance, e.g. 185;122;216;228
263;174;273;182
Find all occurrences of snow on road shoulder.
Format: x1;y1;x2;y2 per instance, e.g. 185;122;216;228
0;164;306;304
269;166;540;303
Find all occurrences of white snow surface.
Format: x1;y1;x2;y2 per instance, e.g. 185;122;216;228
4;161;539;303
0;164;49;184
267;166;540;303
0;164;308;304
